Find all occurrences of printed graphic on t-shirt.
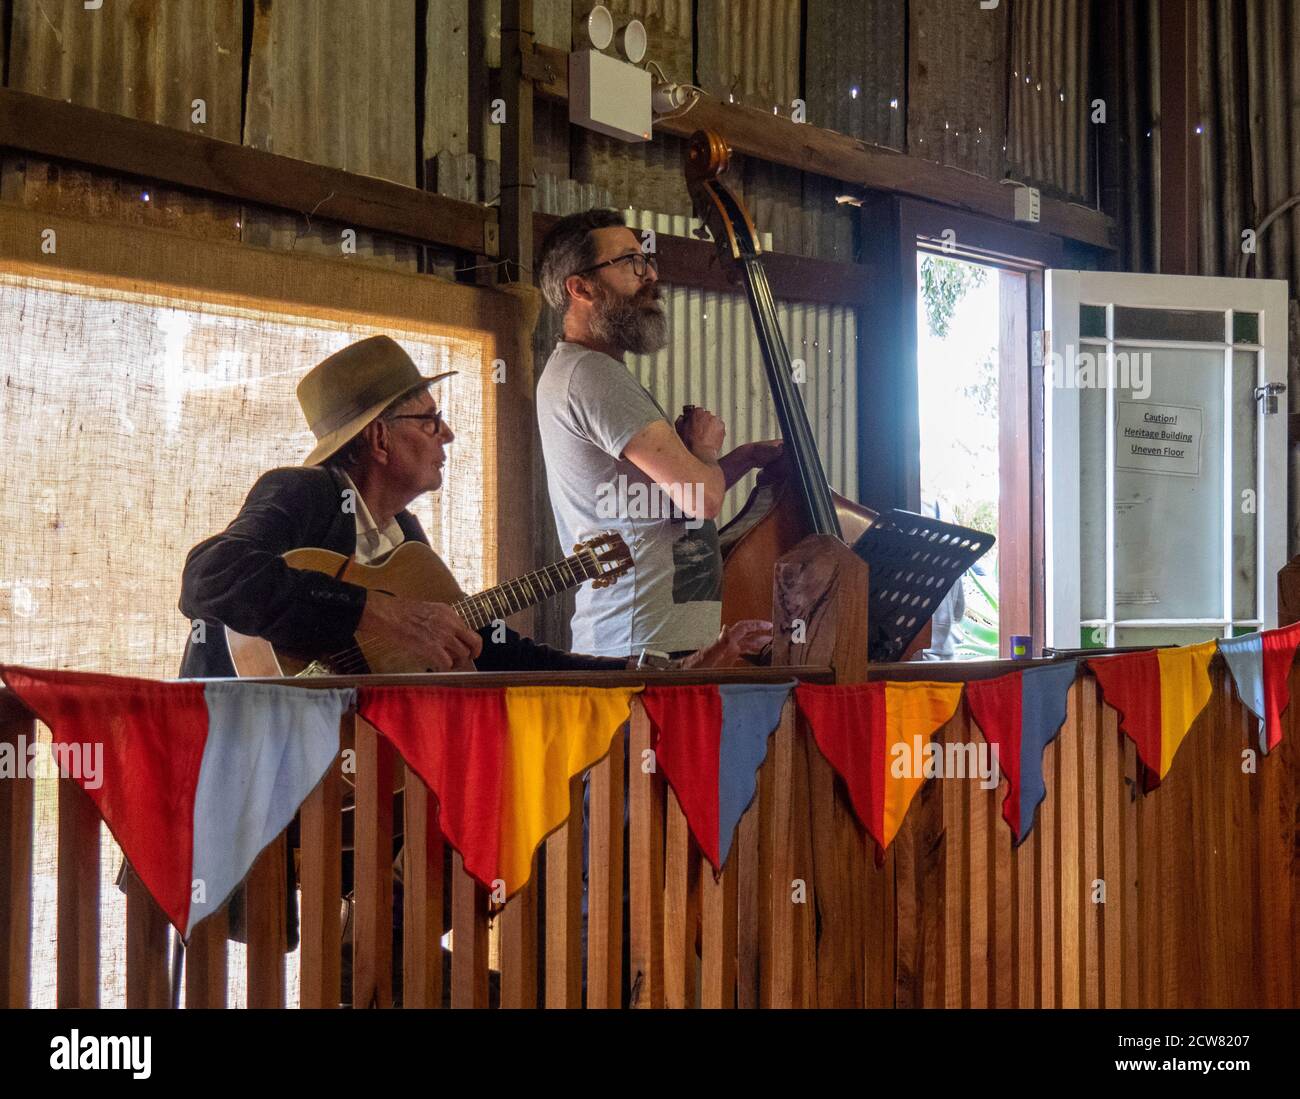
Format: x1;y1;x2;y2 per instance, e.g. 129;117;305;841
671;521;723;604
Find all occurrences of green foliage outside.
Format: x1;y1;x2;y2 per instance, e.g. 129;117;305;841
920;254;989;338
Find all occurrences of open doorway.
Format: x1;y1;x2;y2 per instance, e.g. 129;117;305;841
916;252;1033;659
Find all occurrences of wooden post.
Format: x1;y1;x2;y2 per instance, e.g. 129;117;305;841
402;766;445;1008
586;727;625;1007
184;908;228;1009
353;715;394;1008
125;872;171;1008
245;836;287;1009
451;853;490;1008
627;704;664;1007
544;783;583;1007
299;735;344;1009
0;699;34;1008
56;778;100;1008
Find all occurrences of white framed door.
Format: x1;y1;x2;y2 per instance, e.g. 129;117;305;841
1045;271;1289;650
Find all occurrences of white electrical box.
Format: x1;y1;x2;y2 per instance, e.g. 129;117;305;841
569;49;652;143
1014;185;1041;223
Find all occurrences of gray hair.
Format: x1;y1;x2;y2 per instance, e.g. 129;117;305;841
324;388;428;472
536;208;628;314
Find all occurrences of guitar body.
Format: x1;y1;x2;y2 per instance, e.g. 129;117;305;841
228;542;468;676
224;532;631;678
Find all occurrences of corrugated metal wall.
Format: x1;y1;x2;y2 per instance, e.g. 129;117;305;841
907;0;1008;180
695;0;801;112
2;0;243;240
804;0;906;150
1007;0;1093;202
242;0;420;270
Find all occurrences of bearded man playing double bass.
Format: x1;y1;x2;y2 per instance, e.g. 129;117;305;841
535;209;783;661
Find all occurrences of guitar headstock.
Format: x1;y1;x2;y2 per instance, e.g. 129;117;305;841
573;531;633;589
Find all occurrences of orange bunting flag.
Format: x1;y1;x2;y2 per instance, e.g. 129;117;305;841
1088;641;1216;790
795;681;963;850
359;685;638;896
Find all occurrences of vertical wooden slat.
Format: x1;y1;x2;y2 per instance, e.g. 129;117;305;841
56;778;100;1008
663;792;699;1008
544;781;582;1008
966;710;989;1009
1038;718;1059;1008
499;859;537;1008
1057;682;1080;1008
756;733;776;1006
1100;688;1123;1008
353;716;394;1008
1015;821;1039;1008
0;708;35;1008
246;836;287;1009
451;852;489;1008
992;744;1015;1008
300;748;343;1009
1080;676;1101;1009
764;705;798;1008
1121;733;1140;1008
125;871;170;1008
806;727;850;1007
184;908;228;1009
700;857;737;1008
587;728;625;1007
402;766;444;1009
735;794;763;1007
627;709;663;1008
942;722;965;1008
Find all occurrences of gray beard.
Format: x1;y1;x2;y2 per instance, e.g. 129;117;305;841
590;289;669;355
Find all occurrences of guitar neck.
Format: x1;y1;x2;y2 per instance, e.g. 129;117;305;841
453;553;598;630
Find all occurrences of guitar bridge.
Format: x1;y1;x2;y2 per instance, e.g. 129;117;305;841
296;660;335;678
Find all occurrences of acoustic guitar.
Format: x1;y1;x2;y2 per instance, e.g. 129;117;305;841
225;532;632;676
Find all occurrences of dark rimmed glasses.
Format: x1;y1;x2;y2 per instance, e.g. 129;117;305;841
385;408;444;436
575;252;659;280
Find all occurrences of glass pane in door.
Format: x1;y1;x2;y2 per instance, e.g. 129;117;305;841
1112;345;1224;621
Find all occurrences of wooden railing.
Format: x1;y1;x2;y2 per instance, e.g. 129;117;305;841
2;657;1297;1008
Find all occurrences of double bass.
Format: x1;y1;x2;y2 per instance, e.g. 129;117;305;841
684;130;879;625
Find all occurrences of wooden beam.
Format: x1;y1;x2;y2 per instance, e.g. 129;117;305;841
534;211;873;308
525;43;1116;252
0;88;497;257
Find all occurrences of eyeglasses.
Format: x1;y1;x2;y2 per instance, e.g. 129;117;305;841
385;409;444;436
575;252;659;280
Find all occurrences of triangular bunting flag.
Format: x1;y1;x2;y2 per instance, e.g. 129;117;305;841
642;681;793;870
796;681;963;849
1217;623;1300;754
0;667;352;938
357;687;508;889
965;660;1078;844
1088;640;1216;789
499;686;639;893
361;685;639;896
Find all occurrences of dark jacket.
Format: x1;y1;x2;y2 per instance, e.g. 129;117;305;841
178;465;620;676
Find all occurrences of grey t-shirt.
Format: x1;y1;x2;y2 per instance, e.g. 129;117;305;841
536;340;722;656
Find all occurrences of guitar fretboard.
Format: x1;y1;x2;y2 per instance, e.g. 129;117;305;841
454;553;599;630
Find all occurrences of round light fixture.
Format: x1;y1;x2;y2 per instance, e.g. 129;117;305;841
618;19;647;64
586;5;614;51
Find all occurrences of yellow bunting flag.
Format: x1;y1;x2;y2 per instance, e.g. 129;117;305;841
498;686;641;893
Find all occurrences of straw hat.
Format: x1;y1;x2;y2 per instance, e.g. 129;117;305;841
297;335;456;466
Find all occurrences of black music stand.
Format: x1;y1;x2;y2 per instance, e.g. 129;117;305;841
850;509;995;663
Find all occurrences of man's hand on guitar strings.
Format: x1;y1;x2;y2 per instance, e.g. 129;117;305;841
357;590;484;672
